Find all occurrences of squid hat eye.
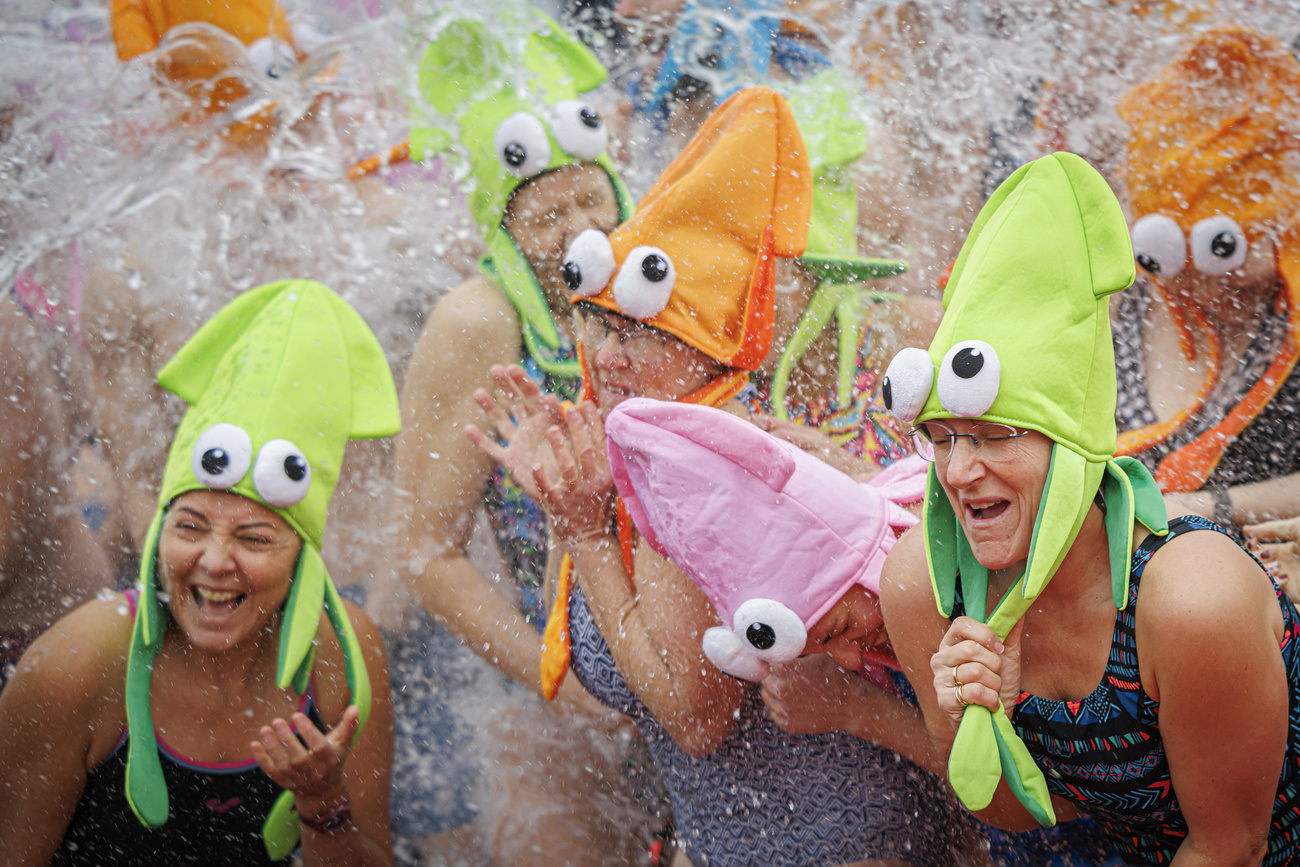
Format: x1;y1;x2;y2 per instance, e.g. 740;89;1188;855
731;598;807;663
246;36;297;80
191;423;253;489
494;112;552;179
613;246;676;319
1189;215;1247;275
563;229;616;297
252;439;312;507
1130;214;1186;279
937;340;1001;418
551;100;608;161
883;347;935;423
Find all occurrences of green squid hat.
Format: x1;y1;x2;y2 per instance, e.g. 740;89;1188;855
881;153;1168;826
411;6;634;377
125;280;400;859
771;71;906;416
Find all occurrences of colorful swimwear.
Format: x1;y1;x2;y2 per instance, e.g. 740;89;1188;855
1010;516;1300;866
568;583;959;867
748;316;912;468
1114;284;1300;489
52;589;321;866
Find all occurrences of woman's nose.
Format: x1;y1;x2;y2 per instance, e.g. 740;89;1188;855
942;438;985;487
592;330;626;369
197;536;237;574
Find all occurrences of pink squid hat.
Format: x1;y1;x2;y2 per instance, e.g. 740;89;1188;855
605;398;926;681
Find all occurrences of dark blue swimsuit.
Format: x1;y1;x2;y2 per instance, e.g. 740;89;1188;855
1011;516;1300;866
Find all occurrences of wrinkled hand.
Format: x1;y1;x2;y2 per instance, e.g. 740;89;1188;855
251;705;360;816
1246;518;1300;603
751;413;879;483
465;364;567;503
533;401;616;546
930;617;1022;730
762;655;872;735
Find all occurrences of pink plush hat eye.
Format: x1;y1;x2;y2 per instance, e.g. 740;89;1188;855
732;598;806;663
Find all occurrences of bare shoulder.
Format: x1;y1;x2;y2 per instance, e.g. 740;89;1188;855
880;526;936;618
415;274;521;360
2;594;132;725
1138;526;1277;639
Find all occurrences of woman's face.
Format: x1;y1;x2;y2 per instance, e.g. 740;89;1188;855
930;419;1054;572
801;584;887;672
503;164;621;301
578;306;728;415
160;489;302;654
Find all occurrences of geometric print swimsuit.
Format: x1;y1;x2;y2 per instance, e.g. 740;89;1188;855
1011;516;1300;866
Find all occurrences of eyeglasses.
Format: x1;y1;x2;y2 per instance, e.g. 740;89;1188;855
575;308;668;356
907;421;1032;464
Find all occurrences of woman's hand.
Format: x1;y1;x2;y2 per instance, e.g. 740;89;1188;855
251;705;360;819
930;617;1022;729
1245;517;1300;603
751;413;880;483
762;655;872;735
465;364;567;503
533;401;616;546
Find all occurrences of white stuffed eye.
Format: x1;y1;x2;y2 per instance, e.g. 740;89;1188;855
882;347;935;424
1131;214;1186;279
494;112;551;179
563;229;616;297
732;598;807;664
1190;215;1247;275
701;627;770;681
613;246;676;319
246;36;296;80
551;100;608;161
252;439;312;507
937;340;1001;418
191;423;253;489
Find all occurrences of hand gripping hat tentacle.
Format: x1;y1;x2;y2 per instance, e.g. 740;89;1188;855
604;398;923;681
571;85;812;370
412;6;634;377
887;153;1169;826
124;280;400;859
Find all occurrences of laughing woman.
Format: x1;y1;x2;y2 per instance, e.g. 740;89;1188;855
0;281;396;867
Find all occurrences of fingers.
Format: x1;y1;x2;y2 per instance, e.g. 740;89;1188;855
472;387;516;440
464;423;509;464
325;705;361;752
548;425;580;485
1244;519;1299;545
939;616;1004;655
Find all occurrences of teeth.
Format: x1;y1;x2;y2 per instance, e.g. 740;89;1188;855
195;587;241;603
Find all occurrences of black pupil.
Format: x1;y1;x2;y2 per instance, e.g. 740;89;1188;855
882;376;893;409
641;254;669;282
503;142;526;167
283;455;307;482
952;347;984;379
746;622;776;650
580;107;600;129
563;261;582;290
1211;231;1237;259
201;448;229;475
1135;253;1161;274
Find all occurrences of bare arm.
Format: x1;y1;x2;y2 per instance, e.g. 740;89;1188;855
0;597;129;865
531;404;747;756
1141;532;1286;866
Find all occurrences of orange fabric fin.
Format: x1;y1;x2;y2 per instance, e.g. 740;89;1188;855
347;141;411;181
728;225;777;371
539;553;574;701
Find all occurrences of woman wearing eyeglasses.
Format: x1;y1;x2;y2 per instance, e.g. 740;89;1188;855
878;152;1300;864
471;89;968;867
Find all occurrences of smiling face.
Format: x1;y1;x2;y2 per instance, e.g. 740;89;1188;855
503;163;621;303
929;419;1054;572
800;584;887;671
160;489;302;654
578;306;729;415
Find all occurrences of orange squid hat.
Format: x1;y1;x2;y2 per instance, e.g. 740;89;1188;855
1116;26;1300;491
565;86;812;371
112;0;294;62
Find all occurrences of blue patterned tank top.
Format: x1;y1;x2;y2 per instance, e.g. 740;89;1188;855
567;584;960;866
1011;516;1300;866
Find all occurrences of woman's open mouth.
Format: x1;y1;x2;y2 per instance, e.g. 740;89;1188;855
191;585;247;618
967;500;1010;522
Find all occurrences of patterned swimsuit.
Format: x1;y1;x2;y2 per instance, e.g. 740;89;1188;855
1011;516;1300;865
568;584;957;867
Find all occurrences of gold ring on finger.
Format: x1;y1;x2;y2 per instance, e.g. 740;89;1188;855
954;682;971;707
952;666;962;688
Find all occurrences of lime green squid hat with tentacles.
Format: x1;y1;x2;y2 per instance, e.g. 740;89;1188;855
125;280;400;859
411;5;634;378
881;152;1169;826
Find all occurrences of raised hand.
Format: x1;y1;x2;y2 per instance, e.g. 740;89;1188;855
762;655;871;736
251;705;360;818
465;364;567;502
532;401;616;546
